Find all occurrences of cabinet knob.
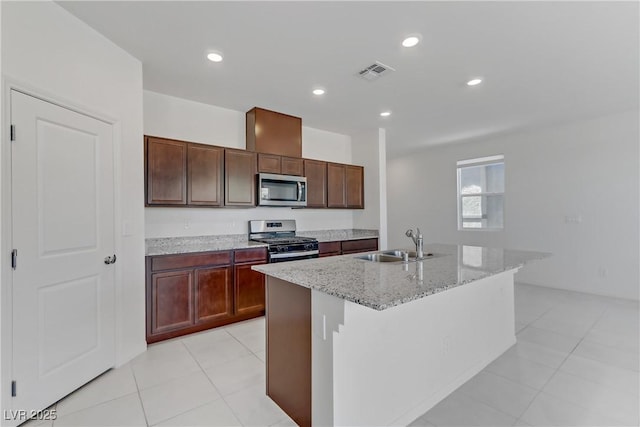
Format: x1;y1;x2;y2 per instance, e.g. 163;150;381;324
104;254;117;265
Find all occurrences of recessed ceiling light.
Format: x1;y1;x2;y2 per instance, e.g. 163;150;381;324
207;52;223;62
402;36;421;48
467;78;483;86
312;88;325;96
380;111;392;117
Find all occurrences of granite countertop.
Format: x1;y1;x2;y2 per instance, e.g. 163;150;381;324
253;244;549;311
296;229;378;242
145;229;380;256
145;234;267;256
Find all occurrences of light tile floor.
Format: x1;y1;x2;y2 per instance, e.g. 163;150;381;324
30;283;638;427
410;283;639;427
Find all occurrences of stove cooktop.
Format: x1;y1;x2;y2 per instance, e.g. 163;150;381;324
252;236;317;246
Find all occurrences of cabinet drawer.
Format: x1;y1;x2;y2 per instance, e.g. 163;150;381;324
235;247;268;264
319;241;341;256
151;251;232;271
341;238;378;254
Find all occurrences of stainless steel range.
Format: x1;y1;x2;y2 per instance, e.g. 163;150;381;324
249;220;319;263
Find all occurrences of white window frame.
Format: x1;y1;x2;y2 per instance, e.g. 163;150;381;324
456;155;504;231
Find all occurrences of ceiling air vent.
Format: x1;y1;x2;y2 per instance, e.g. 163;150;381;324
357;61;396;82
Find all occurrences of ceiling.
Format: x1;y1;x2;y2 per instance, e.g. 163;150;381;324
58;1;639;157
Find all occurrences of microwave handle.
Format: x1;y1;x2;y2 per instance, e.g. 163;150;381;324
297;181;303;202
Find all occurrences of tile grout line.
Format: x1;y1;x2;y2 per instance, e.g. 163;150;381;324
181;333;246;426
51;367;140;422
131;358;152;427
136;340;214;426
513;304;614;424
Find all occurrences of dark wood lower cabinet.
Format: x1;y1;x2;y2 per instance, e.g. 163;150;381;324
318;238;379;257
235;263;266;315
318;241;341;257
341;238;378;254
266;276;312;427
150;269;194;334
195;266;233;324
146;248;267;343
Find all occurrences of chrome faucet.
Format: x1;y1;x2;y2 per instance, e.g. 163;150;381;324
405;228;424;260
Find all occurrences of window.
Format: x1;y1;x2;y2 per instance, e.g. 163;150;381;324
457;155;504;230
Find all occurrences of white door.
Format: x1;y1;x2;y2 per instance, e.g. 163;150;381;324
10;90;116;415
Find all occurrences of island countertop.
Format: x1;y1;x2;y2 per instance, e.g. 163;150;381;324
253;243;549;310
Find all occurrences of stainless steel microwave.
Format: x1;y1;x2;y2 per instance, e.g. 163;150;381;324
257;173;307;207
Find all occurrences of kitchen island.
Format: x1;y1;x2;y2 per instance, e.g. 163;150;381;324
253;244;548;427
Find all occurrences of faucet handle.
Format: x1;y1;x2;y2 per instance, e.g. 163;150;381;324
405;229;414;238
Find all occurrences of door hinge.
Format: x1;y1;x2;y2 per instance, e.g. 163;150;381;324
11;249;17;270
10;125;15;141
11;380;16;397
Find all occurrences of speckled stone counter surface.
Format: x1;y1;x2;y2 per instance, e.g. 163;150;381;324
296;229;378;242
146;234;267;256
253;244;549;310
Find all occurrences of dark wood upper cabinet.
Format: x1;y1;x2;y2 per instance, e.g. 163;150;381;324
258;153;282;174
188;144;224;206
246;107;302;158
326;163;364;209
258;153;304;177
327;163;346;208
144;134;364;210
281;157;304;176
225;149;257;207
146;136;187;206
304;159;327;208
345;165;364;209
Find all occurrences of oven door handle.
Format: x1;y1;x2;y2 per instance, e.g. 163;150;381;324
270;249;319;259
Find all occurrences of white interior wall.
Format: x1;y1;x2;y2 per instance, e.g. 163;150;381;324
1;3;146;401
387;111;640;301
143;91;355;237
352;128;387;247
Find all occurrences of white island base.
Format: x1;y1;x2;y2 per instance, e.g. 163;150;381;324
265;268;519;427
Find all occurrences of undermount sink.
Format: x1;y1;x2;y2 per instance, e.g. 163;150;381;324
356;253;404;263
356;249;437;263
381;250;417;258
383;249;436;259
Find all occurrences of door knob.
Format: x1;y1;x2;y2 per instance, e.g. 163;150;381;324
104;254;117;265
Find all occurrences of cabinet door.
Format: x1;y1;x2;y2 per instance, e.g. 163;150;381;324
149;270;194;335
195;266;233;324
188;144;224;206
319;241;341;257
304;159;327;208
225;149;257;206
246;108;302;158
146;137;187;205
235;263;266;315
281;157;304;176
346;165;364;209
258;153;281;174
341;238;379;254
327;163;346;208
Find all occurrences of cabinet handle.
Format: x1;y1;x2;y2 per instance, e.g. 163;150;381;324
104;254;117;265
